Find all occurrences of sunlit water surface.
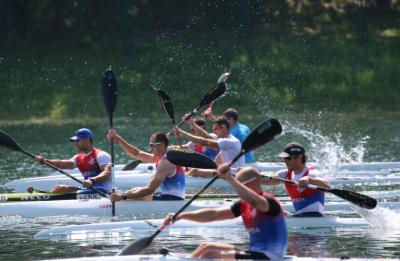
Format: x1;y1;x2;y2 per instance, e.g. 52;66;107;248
0;111;399;260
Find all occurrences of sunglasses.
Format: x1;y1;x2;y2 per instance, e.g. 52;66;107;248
283;155;298;160
149;142;161;148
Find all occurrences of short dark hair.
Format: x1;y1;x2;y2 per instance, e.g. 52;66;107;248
213;117;230;130
193;116;206;128
223;108;239;122
151;132;169;147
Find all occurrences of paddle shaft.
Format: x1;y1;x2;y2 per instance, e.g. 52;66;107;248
109;114;116;216
262;175;376;209
150;151;244;235
175;106;200;128
21;149;109;198
101;69;118;216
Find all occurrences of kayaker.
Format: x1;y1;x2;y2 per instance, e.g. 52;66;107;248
174;117;245;177
263;142;330;217
35;128;112;194
172;115;218;160
107;130;185;201
163;165;288;260
203;106;255;163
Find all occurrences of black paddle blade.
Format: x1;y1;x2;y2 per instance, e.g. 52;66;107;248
167;150;217;169
121;160;142;171
0;130;23;152
241;118;282;153
199;82;227;107
329;188;377;209
156;89;174;120
117;235;154;256
100;69;118;115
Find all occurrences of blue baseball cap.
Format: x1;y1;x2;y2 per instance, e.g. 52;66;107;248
69;128;93;142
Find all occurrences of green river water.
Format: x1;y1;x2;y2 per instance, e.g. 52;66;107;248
0;111;399;260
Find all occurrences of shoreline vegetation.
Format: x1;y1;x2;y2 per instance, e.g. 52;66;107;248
1;2;399;121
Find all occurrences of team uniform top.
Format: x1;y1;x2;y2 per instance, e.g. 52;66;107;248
186;133;219;159
154;155;186;200
230;192;288;260
71;148;111;194
217;134;245;169
276;166;325;215
231;123;255;163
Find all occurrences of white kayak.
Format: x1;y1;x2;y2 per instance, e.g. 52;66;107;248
35;216;369;239
6;170;400;193
0;196;398;218
41;254;396;261
47;161;400;175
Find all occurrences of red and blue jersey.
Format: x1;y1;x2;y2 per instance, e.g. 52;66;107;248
231;192;288;260
194;143;218;160
73;148;111;194
278;167;325;214
155;156;186;200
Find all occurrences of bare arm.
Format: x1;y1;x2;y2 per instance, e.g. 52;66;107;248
219;165;271;213
82;164;111;188
176;207;235;222
307;177;330;188
215;153;224;166
35;156;75;169
91;164;111;183
124;159;174;199
228;176;270;213
108;129;155;163
191;122;213;139
176;127;219;150
202;106;217;122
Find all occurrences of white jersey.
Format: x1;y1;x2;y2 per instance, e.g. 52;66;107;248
217;134;245;169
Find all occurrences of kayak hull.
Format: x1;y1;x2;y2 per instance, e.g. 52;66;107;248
6;171;400;193
1;197;398;218
35;216;369;239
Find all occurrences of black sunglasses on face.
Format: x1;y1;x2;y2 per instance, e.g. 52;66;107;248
149;142;161;148
284;155;298;160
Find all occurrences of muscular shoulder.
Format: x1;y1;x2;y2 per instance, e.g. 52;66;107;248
156;157;176;175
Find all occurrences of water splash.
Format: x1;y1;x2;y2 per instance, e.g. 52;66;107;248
355;204;400;235
283;122;369;176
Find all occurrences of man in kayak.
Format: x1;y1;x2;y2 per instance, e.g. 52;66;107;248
107;130;185;201
35;128;112;194
203;107;255;163
174;116;218;160
174;117;245;177
164;165;288;260
263;142;330;217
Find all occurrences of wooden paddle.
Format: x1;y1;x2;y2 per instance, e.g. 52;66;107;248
262;175;377;209
117;118;282;256
100;69;118;216
0;130;109;198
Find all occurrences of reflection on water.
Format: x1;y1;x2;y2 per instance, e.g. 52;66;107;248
0;112;399;259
